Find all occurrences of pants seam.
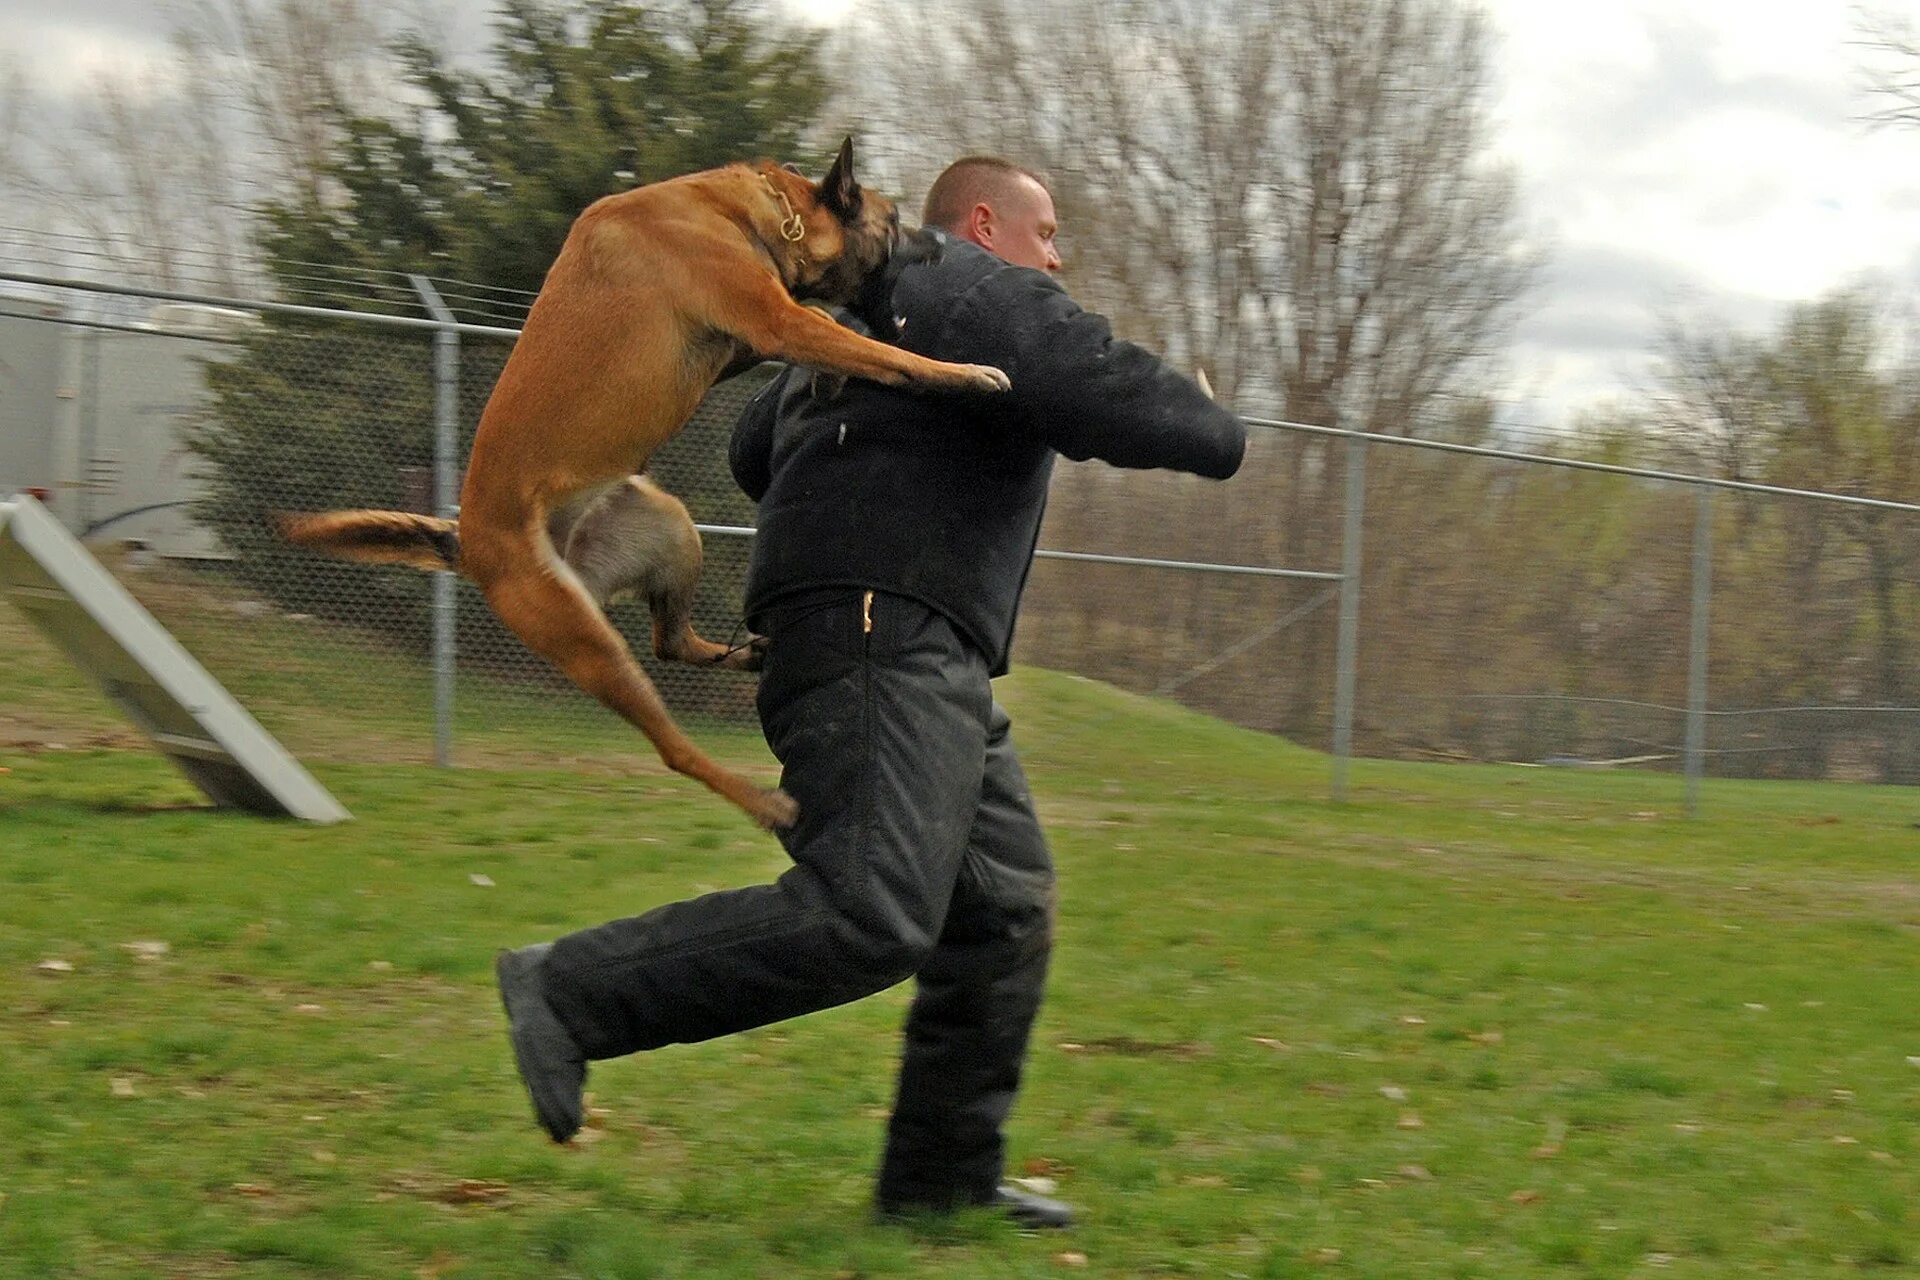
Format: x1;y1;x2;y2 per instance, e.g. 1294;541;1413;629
557;906;834;979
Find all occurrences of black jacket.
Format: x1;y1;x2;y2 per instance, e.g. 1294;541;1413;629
729;235;1246;675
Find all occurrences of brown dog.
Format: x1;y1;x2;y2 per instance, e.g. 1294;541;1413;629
280;140;1009;829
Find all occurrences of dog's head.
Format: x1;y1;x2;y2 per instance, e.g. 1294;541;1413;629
766;137;908;309
842;222;942;342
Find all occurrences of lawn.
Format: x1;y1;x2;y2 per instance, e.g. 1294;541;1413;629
1;596;1918;1278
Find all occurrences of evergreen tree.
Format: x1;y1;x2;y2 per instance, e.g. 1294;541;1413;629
258;0;831;302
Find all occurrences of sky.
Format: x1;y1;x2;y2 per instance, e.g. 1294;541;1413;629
2;0;1916;427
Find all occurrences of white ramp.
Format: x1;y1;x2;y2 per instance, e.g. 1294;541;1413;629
0;493;350;822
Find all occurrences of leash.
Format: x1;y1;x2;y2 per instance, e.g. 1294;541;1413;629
709;588;873;665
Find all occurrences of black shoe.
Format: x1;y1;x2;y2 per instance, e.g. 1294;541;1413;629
494;944;586;1143
876;1185;1076;1230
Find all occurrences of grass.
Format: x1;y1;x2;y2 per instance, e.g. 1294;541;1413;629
2;594;1919;1277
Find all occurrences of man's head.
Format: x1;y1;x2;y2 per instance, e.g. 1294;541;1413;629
922;156;1060;274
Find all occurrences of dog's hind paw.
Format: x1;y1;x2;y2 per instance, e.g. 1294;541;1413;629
751;788;800;832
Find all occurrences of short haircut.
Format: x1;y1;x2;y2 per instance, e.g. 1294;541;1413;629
921;156;1052;232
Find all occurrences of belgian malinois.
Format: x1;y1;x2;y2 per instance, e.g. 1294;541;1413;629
280;140;1009;830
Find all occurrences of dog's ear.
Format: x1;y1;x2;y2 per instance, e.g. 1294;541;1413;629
821;136;860;218
782;161;805;175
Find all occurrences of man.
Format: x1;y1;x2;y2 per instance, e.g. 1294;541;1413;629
497;156;1246;1229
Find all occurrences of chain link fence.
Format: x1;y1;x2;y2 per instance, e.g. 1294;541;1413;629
3;270;1918;792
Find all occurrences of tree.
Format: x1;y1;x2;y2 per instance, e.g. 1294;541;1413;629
1660;290;1920;781
842;0;1534;740
0;1;394;291
1856;7;1920;128
258;0;831;303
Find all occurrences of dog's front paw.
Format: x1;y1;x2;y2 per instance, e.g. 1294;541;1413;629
958;363;1011;394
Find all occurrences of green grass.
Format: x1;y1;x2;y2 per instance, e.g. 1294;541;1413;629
3;599;1919;1277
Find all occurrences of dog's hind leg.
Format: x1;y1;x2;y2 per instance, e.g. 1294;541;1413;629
466;510;795;830
561;477;761;671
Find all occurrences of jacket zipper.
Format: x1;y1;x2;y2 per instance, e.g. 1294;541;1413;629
862;590;874;636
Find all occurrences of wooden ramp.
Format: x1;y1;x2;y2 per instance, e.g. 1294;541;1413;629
0;493;349;823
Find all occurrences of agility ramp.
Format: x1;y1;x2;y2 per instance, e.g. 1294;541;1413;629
0;493;349;822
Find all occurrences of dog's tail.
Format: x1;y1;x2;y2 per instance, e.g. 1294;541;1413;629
277;510;460;572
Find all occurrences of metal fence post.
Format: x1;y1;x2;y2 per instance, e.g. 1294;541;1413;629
1332;427;1366;802
409;276;459;768
1685;483;1713;817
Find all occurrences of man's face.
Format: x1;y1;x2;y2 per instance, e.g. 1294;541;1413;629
972;175;1061;274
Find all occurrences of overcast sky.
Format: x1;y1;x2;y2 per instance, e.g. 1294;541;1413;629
3;0;1915;427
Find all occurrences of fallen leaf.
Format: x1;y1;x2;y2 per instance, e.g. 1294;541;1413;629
415;1250;460;1280
110;1077;136;1098
1468;1030;1503;1045
1053;1251;1088;1267
1397;1164;1431;1181
1063;1036;1208;1058
294;1004;325;1015
1871;1151;1894;1163
1644;1253;1675;1267
1308;1247;1342;1264
231;1183;274;1198
1744;1002;1769;1012
1249;1037;1290;1051
1399;1014;1426;1025
469;874;495;888
1379;1085;1409;1102
312;1149;336;1164
440;1179;509;1204
120;940;170;961
1906;1056;1920;1069
1397;1112;1424;1129
35;959;74;974
1673;1123;1702;1135
1010;1176;1058;1195
571;1126;605;1146
1356;1177;1388;1189
1056;1042;1086;1053
1832;1135;1859;1145
1509;1189;1542;1205
1531;1143;1562;1159
368;960;393;972
1831;1089;1854;1103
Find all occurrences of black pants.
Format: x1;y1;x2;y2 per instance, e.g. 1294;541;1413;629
539;590;1056;1205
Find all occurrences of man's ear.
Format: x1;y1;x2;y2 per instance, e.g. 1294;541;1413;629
966;201;995;246
820;136;860;217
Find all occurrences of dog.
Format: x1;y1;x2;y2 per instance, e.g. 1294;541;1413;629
279;139;1009;830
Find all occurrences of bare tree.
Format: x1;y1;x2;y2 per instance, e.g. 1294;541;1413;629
174;0;396;211
843;0;1534;739
843;0;1530;424
0;0;402;290
1856;7;1920;128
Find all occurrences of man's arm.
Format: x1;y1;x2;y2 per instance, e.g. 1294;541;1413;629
728;372;789;503
942;269;1247;479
